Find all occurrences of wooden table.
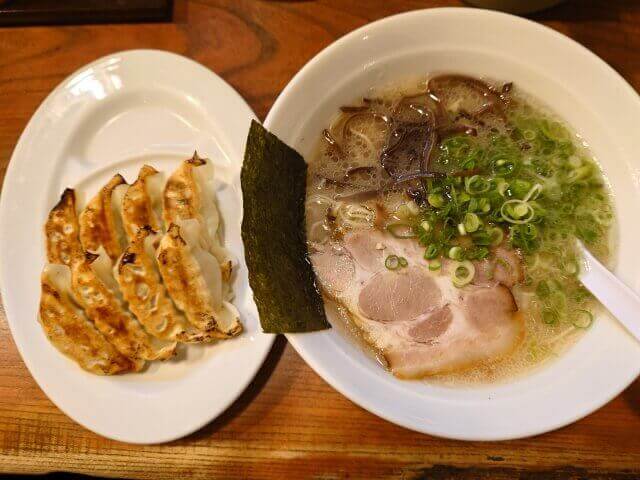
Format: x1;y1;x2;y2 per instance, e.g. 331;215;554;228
1;1;639;478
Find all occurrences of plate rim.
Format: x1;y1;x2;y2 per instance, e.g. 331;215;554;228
0;49;275;444
265;7;640;440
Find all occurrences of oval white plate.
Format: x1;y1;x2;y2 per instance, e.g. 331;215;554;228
0;50;274;444
265;8;640;440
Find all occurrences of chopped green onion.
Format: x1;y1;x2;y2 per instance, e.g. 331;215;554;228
428;193;446;208
451;260;475;287
471;231;491;246
572;309;593;329
478;197;491;213
420;221;431;233
406;200;420;216
386;223;416;238
448;246;464;261
463;212;481;233
457;223;467;236
523;183;543;202
487;227;504;246
424;244;440;260
458;192;471;204
500;200;535;224
428;260;441;271
512;179;532;199
396;204;412;219
496;179;510;197
385;255;400;270
398;256;408;268
465;175;490;195
542;309;559;325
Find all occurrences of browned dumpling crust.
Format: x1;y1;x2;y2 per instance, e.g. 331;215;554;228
45;188;82;266
71;252;177;362
122;165;163;240
115;227;216;343
156;223;242;338
163;153;206;226
79;174;127;260
39;264;142;375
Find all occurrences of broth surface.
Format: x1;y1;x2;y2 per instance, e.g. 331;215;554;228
306;75;614;385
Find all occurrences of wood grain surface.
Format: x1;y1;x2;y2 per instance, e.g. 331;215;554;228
1;1;640;478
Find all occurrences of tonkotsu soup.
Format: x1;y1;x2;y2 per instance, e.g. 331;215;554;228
305;74;614;384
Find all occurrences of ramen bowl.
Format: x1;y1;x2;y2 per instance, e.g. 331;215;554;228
263;8;640;440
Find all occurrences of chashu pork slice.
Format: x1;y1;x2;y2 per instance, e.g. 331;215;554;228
156;219;242;338
310;229;523;378
115;227;217;343
40;263;142;374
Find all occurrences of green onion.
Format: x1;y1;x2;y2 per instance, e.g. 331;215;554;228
512;179;532;199
471;231;491;246
385;255;400;270
448;246;464;261
458;192;471;204
406;201;420;216
424;244;440;260
536;280;550;298
386;223;416;238
500;200;535;224
463;212;481;233
428;193;445;208
542;309;558;325
457;223;467;236
478;197;491;213
420;221;431;233
465;175;490;194
395;204;412;219
398;256;408;268
572;309;593;329
428;260;441;271
523;183;543;202
496;179;510;197
566;165;592;183
451;260;475;287
487;227;504;246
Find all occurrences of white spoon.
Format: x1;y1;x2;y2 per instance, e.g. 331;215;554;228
578;242;640;341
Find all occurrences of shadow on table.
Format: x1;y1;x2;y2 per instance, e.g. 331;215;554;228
622;377;640;417
178;333;288;443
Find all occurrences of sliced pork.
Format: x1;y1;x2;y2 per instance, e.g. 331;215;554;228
311;229;523;378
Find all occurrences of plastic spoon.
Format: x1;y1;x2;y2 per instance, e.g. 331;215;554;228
579;242;640;342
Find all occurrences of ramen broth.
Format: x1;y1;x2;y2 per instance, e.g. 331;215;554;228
305;75;614;384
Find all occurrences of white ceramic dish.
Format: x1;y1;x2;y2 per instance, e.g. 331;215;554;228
265;8;640;440
0;50;274;444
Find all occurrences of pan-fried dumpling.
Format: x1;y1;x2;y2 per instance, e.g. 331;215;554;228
156;219;242;338
122;165;165;240
71;249;177;361
115;227;216;343
79;174;129;261
45;188;82;266
39;263;142;374
163;153;233;282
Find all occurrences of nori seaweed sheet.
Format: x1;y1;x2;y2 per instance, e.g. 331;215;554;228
241;120;330;333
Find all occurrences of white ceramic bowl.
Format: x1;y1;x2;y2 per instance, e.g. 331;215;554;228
264;8;640;440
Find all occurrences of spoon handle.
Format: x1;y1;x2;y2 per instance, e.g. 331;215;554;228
579;244;640;342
